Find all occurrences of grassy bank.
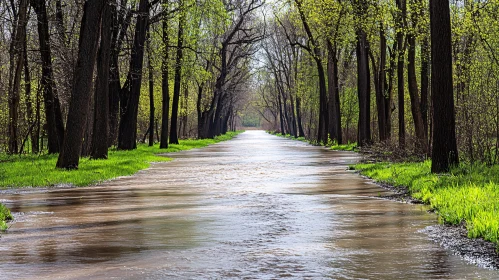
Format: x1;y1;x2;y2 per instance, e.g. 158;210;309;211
269;132;357;151
0;131;242;189
355;161;499;246
0;203;13;231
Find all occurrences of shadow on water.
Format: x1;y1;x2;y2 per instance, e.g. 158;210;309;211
1;131;498;279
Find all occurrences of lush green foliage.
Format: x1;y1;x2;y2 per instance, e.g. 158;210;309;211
0;131;242;189
329;142;357;151
0;203;13;231
355;161;499;246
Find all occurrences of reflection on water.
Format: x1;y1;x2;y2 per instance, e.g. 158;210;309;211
0;131;497;279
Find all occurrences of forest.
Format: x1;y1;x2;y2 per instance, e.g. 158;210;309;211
3;0;499;273
1;0;497;173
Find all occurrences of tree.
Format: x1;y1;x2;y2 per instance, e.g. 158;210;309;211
169;0;186;145
30;0;65;154
146;27;155;147
293;0;328;144
396;0;407;148
430;0;458;172
7;0;29;154
407;0;428;153
160;0;170;149
117;0;150;150
56;0;108;169
354;0;371;146
91;1;114;159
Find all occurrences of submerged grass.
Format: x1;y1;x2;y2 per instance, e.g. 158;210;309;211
355;161;499;246
0;203;13;231
0;131;242;189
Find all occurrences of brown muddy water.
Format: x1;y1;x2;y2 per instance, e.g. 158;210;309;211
1;131;498;279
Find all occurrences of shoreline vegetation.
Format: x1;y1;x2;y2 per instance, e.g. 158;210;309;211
269;131;357;151
268;131;499;250
355;161;499;248
0;204;13;231
0;131;242;230
0;131;242;189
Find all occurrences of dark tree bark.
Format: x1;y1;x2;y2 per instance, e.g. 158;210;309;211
396;0;407;148
91;2;113;159
356;29;371;146
430;0;459;172
23;38;37;153
160;0;170;149
117;0;149;150
35;84;41;153
55;0;66;45
420;37;430;138
278;86;285;134
30;0;65;154
56;0;107;169
386;40;398;139
372;26;388;141
8;0;29;154
296;97;305;137
407;32;428;153
147;29;155;147
288;89;298;138
327;40;342;144
109;3;131;146
294;0;328;144
169;0;185;145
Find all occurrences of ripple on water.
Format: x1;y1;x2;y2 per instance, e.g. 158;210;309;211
0;131;498;279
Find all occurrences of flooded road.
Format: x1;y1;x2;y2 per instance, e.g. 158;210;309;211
1;130;498;279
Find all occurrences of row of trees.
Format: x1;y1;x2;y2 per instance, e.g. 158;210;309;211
3;0;497;173
1;0;263;168
257;0;499;172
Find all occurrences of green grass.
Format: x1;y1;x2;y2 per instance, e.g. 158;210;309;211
0;131;242;189
330;142;357;151
268;131;357;151
0;203;13;231
272;132;308;142
355;161;499;246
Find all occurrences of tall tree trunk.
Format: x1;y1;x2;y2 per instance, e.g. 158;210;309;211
430;0;459;172
34;84;41;154
407;33;428;153
317;62;328;144
420;37;430;138
295;0;328;144
91;2;113;159
160;0;170;148
56;0;107;169
386;40;398;139
278;88;285;134
147;28;155;146
288;90;298;138
8;0;29;154
356;30;371;146
30;0;65;154
108;4;131;146
296;97;305;137
169;0;185;144
327;40;342;144
23;39;37;153
374;26;388;141
196;84;204;138
117;0;149;150
55;0;66;46
396;0;407;149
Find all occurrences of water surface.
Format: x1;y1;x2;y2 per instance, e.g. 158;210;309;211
1;131;497;279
